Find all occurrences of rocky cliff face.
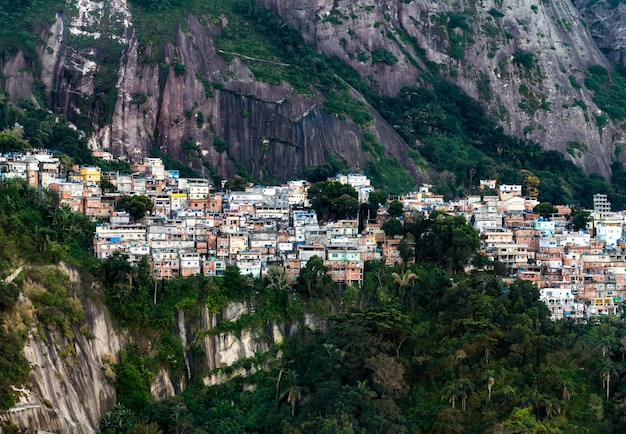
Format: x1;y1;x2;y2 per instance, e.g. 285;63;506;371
111;14;419;182
5;263;312;433
259;0;623;177
0;0;624;179
176;301;312;387
6;264;125;434
0;0;422;184
572;0;626;65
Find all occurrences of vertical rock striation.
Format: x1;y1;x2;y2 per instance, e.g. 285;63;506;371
258;0;624;176
1;0;625;178
7;265;125;434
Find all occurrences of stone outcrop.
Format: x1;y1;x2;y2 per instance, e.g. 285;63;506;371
572;0;626;65
0;1;424;184
6;265;125;434
5;265;305;433
178;301;287;386
109;12;422;182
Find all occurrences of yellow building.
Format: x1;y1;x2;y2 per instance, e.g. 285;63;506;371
77;166;101;184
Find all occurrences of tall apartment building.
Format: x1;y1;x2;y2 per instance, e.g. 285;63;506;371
593;193;611;214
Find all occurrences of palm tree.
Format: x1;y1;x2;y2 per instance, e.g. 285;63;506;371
391;270;418;287
391;269;418;307
488;377;495;401
279;369;302;416
33;225;55;254
275;368;285;401
600;368;611;401
600;362;616;400
545;398;562;419
443;378;474;412
457;378;474;412
560;376;574;402
443;381;460;410
3;193;16;211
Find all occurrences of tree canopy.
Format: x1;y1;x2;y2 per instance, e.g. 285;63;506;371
307;181;359;221
414;211;481;274
571;207;591;231
388;200;405;218
118;195;154;221
534;202;558;218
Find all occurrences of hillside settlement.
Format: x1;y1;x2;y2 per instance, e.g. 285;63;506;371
4;150;626;321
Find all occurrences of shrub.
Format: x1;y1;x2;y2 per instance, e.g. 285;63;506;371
213;134;229;153
512;50;534;70
130;93;148;105
488;8;505;18
568;75;581;90
171;61;186;76
371;49;398;66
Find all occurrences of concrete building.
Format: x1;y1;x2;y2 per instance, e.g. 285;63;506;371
540;288;585;320
593;194;611;214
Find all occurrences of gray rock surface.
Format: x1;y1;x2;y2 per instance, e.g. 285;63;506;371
572;0;626;64
1;0;625;178
259;0;623;176
7;265;125;434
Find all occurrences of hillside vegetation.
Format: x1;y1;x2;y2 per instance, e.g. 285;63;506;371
0;178;94;418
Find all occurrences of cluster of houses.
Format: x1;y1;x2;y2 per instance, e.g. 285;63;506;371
5;150;626;321
463;188;626;320
92;168;381;286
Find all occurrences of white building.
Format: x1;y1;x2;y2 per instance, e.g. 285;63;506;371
499;184;522;200
594;214;624;249
187;178;211;200
144;157;166;181
333;173;373;203
540;287;586;320
593;193;611;214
